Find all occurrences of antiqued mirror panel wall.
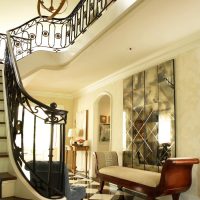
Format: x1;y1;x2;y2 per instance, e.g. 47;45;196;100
123;60;175;172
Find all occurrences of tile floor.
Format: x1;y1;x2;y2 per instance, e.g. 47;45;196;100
69;172;145;200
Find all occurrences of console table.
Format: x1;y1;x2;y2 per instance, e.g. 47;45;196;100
65;145;89;177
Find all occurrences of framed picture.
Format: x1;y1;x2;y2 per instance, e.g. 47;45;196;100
100;115;107;124
76;110;88;140
107;116;110;124
99;124;110;142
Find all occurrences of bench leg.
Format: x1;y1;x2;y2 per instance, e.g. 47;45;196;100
99;180;104;193
172;193;180;200
117;185;123;190
146;197;155;200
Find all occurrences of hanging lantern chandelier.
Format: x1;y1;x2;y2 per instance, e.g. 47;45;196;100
37;0;68;20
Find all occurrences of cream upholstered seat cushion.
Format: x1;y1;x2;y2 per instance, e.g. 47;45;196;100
99;166;161;188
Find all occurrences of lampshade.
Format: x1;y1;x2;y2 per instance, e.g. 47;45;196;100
68;128;76;137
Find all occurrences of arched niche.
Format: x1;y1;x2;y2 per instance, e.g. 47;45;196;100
93;92;112;152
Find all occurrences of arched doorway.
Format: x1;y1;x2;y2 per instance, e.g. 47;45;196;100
93;93;112;152
91;93;112;177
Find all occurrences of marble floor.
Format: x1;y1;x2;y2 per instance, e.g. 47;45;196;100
69;172;146;200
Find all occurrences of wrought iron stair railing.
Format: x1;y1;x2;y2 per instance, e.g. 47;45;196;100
0;0;116;198
6;0;116;61
4;32;68;198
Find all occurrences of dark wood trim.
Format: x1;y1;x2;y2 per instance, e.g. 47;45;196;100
0;180;1;198
2;197;29;200
0;173;17;198
0;152;8;157
97;173;156;196
95;155;199;200
0;173;17;182
86;110;88;140
172;193;180;200
1;197;30;200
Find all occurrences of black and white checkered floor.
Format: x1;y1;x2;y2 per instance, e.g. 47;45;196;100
69;172;144;200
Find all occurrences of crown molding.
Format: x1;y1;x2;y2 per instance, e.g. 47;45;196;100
74;31;200;97
28;90;74;100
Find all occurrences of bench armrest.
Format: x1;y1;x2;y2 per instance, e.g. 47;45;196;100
157;157;199;195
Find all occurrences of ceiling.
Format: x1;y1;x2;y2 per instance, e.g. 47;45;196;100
0;0;80;33
2;0;200;96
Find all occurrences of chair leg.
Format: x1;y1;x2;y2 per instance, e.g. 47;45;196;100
172;193;180;200
99;179;104;193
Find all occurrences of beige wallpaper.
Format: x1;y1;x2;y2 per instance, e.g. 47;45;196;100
74;47;200;199
175;48;200;200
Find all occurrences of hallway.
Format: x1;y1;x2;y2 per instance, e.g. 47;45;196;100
69;172;144;200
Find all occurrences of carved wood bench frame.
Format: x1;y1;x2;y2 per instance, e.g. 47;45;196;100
94;152;199;200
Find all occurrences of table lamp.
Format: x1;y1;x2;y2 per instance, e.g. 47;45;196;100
68;128;76;145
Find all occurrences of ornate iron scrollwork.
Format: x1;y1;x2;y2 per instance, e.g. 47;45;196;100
0;0;117;197
4;34;68;198
1;0;116;62
9;0;115;60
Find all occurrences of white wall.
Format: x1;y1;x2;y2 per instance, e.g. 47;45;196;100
99;95;110;117
73;46;200;199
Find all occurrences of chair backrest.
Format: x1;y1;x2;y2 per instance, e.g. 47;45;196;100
94;151;119;171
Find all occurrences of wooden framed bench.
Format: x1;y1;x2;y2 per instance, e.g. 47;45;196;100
94;151;199;200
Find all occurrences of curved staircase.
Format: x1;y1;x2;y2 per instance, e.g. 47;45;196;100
0;0;135;199
0;70;29;200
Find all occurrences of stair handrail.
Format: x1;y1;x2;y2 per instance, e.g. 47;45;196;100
6;32;67;115
1;0;116;62
7;0;116;60
4;31;68;198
